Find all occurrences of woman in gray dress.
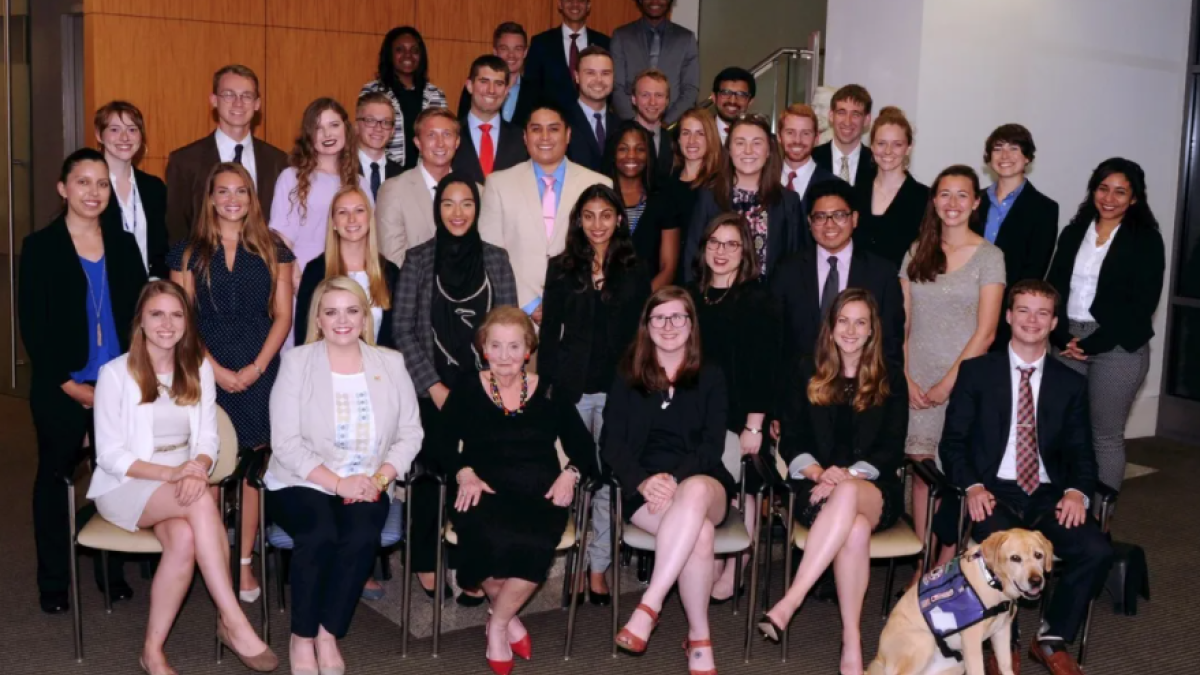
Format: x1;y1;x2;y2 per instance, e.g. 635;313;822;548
900;165;1005;557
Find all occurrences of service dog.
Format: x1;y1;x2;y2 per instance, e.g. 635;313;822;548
868;528;1053;675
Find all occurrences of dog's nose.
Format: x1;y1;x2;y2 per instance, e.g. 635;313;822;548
1029;575;1043;588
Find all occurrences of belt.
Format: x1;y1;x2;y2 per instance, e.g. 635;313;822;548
154;442;188;454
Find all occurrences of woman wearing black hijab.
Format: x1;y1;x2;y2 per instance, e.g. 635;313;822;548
393;173;518;603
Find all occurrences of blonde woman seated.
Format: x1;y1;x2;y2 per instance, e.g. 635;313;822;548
89;280;277;674
264;276;423;675
757;288;908;675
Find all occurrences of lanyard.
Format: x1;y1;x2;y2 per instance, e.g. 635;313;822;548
117;178;140;234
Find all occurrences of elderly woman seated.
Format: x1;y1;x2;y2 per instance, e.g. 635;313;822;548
264;276;423;675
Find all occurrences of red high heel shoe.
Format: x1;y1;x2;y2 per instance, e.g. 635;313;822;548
510;634;532;661
682;638;718;675
485;620;514;675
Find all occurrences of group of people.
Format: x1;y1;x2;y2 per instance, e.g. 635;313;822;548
20;2;1165;675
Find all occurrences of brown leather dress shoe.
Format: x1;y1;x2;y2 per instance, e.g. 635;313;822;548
986;648;1022;675
1029;639;1083;675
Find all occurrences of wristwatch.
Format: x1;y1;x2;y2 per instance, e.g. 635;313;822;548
373;472;390;491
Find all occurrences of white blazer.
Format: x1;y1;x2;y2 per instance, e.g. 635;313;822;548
87;354;219;499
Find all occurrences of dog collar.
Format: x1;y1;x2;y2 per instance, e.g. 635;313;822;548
969;551;1005;592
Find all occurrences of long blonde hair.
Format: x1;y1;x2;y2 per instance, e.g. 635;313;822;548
127;280;204;405
322;185;391;309
807;288;890;412
304;276;377;346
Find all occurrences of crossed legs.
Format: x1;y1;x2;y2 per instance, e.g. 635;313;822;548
481;577;539;662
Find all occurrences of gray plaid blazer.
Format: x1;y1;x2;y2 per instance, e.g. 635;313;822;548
392;239;518;394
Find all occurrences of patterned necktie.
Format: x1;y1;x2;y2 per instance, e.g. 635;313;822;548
478;123;495;177
593;113;606;149
233;144;244;165
369;162;381;202
820;256;839;316
541;176;557;240
787;170;798;193
838;155;850;183
1015;366;1040;494
568;33;580;73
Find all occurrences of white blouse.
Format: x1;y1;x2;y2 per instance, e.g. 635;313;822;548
348;270;384;343
1067;221;1120;322
152;373;191;447
110;169;149;273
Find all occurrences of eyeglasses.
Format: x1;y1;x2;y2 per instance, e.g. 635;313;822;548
706;238;742;253
809;210;852;226
648;313;691;329
217;91;258;104
357;117;396;130
717;88;752;100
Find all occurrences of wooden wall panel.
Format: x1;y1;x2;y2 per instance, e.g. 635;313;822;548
416;0;553;43
426;38;493;98
264;0;415;34
84;0;265;24
586;2;644;36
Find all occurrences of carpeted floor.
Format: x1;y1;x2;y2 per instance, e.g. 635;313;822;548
1;393;1195;674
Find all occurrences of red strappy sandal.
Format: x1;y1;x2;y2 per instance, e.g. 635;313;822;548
682;638;718;675
614;603;660;653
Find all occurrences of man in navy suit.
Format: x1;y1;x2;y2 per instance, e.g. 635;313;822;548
811;84;877;191
525;0;611;111
456;23;536;128
565;46;619;172
452;55;529;186
779;103;837;213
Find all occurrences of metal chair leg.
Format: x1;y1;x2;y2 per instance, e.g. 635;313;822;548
68;485;83;662
401;485;415;658
762;487;776;610
101;551;112;614
743;497;762;663
258;501;269;643
882;558;897;618
610;485;622;658
780;490;796;662
564;488;592;659
432;481;447;658
217;486;225;663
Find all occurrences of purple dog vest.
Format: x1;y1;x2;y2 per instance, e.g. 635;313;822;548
917;556;1011;660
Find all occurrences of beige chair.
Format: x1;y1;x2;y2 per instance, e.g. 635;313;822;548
609;431;763;662
65;407;249;662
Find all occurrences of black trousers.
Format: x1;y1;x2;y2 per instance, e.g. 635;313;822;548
30;381;125;594
933;481;1113;642
412;397;458;574
266;486;388;638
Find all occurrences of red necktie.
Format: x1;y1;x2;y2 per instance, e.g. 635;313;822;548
479;123;495;177
1015;366;1040;494
787;170;797;193
568;33;580;73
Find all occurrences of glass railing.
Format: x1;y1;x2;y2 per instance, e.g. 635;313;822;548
745;31;822;133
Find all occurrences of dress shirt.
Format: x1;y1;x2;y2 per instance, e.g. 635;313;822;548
109;167;149;272
418;162;440;201
816;241;853;298
578;99;607;141
831;143;861;186
1066;221;1120;322
782;159;818;196
716;117;730;144
214;128;257;183
467;112;502;160
996;346;1051;485
562;23;590;54
983;180;1027;243
645;123;662;153
502;74;522;123
533;159;568;214
358;149;387;180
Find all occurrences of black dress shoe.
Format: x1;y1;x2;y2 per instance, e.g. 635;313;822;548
588;590;611;606
40;591;70;614
100;580;134;603
420;583;454;601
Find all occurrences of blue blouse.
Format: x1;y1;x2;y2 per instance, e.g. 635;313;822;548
70;256;121;384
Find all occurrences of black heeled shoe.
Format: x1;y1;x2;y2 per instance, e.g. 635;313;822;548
420;582;454;601
757;613;785;643
456;590;487;607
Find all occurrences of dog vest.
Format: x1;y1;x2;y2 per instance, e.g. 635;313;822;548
917;555;1012;661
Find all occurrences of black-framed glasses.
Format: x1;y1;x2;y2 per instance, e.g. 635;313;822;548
217;91;258;104
648;313;691;329
357;116;396;130
716;88;752;100
706;238;743;253
809;210;852;226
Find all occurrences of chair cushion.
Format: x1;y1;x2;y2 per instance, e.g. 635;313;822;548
622;509;752;555
77;515;163;554
267;499;405;550
444;517;576;550
792;519;924;558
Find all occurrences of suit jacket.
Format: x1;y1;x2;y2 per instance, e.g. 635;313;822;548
391;239;518;395
164;132;287;244
374;169;438;268
539;257;652;404
294;253;401;349
650;126;675;183
455;77;537;130
610;18;699;123
791;163;838;215
451;117;528;186
524;26;611;111
683;187;806;283
972;180;1059;351
939;351;1095;498
1046;219;1165;354
477;160;612;308
357;156;404;182
779;357;908;484
18;216;148;388
565;101;620;172
853;173;930;269
101;167;170;280
267;341;423;487
812;141;877;194
770;245;904;367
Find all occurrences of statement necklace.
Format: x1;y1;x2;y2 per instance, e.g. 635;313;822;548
489;369;529;417
704;286;732;305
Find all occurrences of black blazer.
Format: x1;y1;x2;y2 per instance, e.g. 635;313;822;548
852;173;929;269
357;156;404;182
812;142;877;194
524;26;612;111
601;364;732;494
779;357;908;484
539;256;651;404
939;351;1095;497
18;216;148;388
101;168;169;280
565;102;620;172
683;187;807;283
450;117;529;186
293;253;400;349
1045;220;1165;354
650;128;675;184
794;164;839;214
630;189;682;281
769;245;904;367
455;78;538;131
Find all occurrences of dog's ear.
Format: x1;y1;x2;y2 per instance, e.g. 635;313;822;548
1035;532;1054;573
980;531;1009;571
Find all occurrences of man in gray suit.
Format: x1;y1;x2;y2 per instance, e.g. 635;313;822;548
610;0;699;124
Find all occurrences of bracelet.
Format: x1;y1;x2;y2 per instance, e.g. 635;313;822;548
744;426;762;435
251;362;263;376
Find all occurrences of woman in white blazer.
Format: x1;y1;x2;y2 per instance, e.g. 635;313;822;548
265;276;423;674
88;280;277;674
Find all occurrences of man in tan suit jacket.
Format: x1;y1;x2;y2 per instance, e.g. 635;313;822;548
478;102;611;321
374;108;461;267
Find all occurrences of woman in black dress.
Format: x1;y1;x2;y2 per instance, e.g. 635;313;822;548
440;307;596;674
392;174;518;604
687;212;782;602
541;184;652;604
169;162;294;601
606;287;733;675
852;107;929;268
757;288;907;675
669;108;725;267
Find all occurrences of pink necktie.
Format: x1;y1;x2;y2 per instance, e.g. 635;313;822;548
541;176;556;240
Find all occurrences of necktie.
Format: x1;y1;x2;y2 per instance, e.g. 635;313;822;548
369;162;381;202
838;155;851;183
649;29;662;69
541;176;557;240
568;33;580;73
1015;366;1040;494
820;256;839;316
786;170;798;193
593;113;606;149
478;123;495;177
233;144;244;165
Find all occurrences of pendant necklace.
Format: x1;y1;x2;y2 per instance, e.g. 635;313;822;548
84;260;108;347
660;386;673;410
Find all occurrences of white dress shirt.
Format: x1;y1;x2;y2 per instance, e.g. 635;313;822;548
467;112;502;159
716;117;730;144
562;23;589;56
782;159;818;197
109;167;149;273
418;162;439;200
1066;220;1120;322
816;241;853;298
997;346;1052;485
358;148;386;179
214;128;257;184
831;143;861;186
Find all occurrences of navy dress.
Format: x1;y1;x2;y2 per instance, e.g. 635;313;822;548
168;239;294;448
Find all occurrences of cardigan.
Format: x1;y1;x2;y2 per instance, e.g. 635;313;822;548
87;355;218;498
293;253;400;349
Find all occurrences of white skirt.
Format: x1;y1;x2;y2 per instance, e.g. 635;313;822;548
95;447;192;532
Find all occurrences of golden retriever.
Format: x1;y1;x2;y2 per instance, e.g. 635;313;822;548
868;529;1054;675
